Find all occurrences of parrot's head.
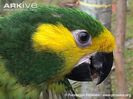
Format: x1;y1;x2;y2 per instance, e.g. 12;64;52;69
0;6;115;86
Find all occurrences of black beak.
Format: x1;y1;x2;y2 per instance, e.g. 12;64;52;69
66;52;113;85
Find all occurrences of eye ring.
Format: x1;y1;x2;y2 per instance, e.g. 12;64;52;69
72;30;92;47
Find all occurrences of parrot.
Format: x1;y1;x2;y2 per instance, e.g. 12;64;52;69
0;6;115;99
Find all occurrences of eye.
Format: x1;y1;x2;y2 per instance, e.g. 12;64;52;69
72;30;92;47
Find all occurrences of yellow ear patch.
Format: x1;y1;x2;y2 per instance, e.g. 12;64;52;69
32;24;76;52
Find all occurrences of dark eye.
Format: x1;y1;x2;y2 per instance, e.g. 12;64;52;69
78;32;90;43
72;30;92;47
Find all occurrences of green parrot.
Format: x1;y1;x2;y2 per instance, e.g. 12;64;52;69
0;6;115;99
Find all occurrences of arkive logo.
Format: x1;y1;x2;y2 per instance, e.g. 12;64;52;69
3;3;38;9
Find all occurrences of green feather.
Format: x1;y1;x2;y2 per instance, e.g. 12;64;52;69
0;59;41;99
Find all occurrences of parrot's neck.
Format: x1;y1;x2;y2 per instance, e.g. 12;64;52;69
0;59;41;98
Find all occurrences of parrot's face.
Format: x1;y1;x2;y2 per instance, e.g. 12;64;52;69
32;23;115;84
0;6;115;85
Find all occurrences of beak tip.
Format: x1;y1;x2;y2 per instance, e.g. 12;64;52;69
96;70;112;85
96;77;105;85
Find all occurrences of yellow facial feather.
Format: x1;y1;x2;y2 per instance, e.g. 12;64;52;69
31;23;115;80
32;24;76;52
